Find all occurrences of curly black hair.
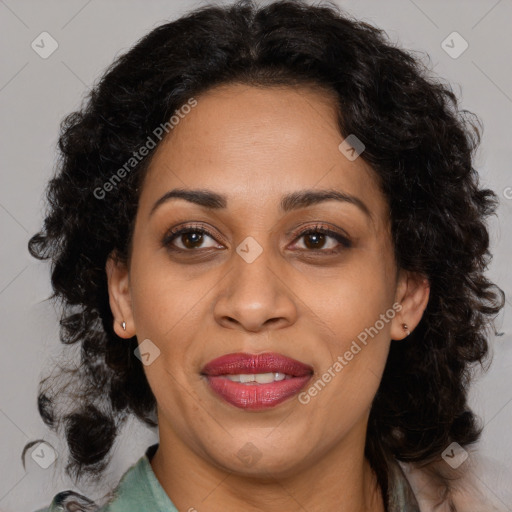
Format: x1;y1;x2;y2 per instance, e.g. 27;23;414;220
24;0;505;497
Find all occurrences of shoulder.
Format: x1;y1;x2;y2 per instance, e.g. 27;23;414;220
401;451;512;511
34;443;172;512
33;490;99;512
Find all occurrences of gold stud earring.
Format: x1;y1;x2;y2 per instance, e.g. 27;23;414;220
402;323;411;336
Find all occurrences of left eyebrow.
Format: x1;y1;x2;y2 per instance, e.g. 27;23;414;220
149;187;372;222
279;189;372;220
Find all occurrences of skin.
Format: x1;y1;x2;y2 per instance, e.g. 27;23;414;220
107;83;430;512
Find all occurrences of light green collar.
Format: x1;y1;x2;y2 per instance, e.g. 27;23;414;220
98;444;178;512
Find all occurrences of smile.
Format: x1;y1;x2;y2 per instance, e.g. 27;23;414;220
201;352;313;410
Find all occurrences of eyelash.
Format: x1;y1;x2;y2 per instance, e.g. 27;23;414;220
162;223;352;255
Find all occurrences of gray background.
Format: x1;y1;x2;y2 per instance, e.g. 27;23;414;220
0;0;511;510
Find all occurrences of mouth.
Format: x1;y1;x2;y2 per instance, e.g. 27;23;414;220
201;352;314;410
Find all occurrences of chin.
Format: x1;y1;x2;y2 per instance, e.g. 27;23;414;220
204;436;314;478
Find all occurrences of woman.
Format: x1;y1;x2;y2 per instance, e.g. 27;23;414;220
28;0;508;510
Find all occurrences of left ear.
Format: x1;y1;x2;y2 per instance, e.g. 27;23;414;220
390;269;430;340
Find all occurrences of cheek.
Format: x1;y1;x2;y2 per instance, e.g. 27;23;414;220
302;255;395;406
129;248;207;338
303;324;390;428
312;255;396;340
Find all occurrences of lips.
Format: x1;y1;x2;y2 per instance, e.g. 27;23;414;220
201;352;313;410
202;352;313;377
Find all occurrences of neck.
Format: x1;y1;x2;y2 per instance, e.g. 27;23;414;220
151;421;385;512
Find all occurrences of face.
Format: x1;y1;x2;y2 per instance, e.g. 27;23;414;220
107;83;429;478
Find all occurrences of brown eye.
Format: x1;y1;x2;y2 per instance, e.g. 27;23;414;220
292;225;352;253
302;232;328;250
177;231;206;249
162;225;222;251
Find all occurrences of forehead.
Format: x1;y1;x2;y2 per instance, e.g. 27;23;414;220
139;83;388;228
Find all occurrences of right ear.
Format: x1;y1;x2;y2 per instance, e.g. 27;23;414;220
106;251;136;339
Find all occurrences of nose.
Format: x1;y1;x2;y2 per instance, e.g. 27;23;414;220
213;247;298;333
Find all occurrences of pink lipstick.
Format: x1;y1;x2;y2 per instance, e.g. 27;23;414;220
201;352;313;410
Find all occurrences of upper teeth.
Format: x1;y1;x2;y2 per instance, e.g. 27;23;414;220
225;372;290;384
